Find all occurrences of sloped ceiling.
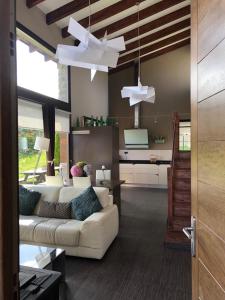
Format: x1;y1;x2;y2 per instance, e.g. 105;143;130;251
26;0;191;72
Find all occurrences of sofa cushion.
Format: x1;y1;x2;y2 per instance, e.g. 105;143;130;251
59;186;110;208
33;218;82;246
37;200;71;219
19;186;41;215
20;215;49;241
24;185;61;215
55;220;82;246
71;186;102;221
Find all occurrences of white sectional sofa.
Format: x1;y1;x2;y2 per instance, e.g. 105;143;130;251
19;185;119;259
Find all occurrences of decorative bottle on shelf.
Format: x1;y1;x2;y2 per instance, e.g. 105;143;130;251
75;117;80;128
100;116;104;126
95;116;99;126
106;117;110;126
90;115;94;127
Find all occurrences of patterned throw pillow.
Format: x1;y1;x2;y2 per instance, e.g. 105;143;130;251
71;186;103;221
19;185;41;216
37;200;71;219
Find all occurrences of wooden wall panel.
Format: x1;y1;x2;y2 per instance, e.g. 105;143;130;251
198;182;225;241
198;0;225;62
191;1;198;298
198;141;225;189
198;38;225;102
198;224;225;290
198;91;225;141
0;0;19;299
192;0;225;298
199;263;225;300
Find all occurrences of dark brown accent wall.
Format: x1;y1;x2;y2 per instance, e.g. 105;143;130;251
72;126;119;182
109;45;191;150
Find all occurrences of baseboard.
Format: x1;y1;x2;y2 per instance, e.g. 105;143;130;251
121;183;168;189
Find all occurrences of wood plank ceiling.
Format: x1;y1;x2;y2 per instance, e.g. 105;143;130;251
27;0;191;73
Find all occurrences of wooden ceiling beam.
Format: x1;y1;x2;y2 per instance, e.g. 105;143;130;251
52;0;145;26
62;0;188;38
121;18;190;54
46;0;101;25
118;29;190;65
26;0;45;8
109;38;190;74
90;0;187;39
122;5;190;42
61;0;145;35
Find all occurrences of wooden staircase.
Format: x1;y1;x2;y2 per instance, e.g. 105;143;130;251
165;113;191;248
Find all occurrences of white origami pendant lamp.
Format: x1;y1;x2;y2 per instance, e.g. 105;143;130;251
121;3;155;106
56;1;126;81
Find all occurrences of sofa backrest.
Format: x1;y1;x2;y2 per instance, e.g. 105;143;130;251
58;186;111;208
23;185;61;203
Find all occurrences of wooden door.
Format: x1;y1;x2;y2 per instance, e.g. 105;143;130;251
0;0;19;299
191;0;225;299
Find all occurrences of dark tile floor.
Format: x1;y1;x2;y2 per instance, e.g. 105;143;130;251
61;187;191;300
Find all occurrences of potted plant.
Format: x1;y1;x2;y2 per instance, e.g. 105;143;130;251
154;136;165;144
70;161;92;188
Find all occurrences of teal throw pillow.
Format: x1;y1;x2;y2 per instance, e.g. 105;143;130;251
71;186;103;221
19;185;41;215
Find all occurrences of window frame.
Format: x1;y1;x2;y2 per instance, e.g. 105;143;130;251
179;119;191;151
16;22;71;112
16;22;73;177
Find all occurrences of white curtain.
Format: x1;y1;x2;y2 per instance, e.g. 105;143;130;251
18;99;43;129
55;109;70;133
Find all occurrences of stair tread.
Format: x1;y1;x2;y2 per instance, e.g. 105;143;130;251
174;202;191;206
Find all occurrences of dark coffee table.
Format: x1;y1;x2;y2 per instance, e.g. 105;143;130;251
20;244;65;280
20;266;61;300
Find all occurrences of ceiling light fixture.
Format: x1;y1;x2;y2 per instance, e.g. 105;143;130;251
56;0;126;81
121;2;155;106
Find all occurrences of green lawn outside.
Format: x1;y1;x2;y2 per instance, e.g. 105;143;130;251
19;152;46;179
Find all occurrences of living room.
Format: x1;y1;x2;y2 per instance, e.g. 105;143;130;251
1;1;225;300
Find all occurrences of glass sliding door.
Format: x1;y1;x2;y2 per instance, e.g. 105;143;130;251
18;99;46;183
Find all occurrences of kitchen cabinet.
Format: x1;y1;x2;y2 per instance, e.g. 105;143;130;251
119;163;170;186
158;164;170;185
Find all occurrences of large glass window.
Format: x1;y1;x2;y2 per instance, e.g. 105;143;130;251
16;29;69;102
18;100;47;182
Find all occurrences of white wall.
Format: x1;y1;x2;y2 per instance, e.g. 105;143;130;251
16;0;70;48
16;0;109;122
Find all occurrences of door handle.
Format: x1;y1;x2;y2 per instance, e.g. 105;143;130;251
183;216;196;257
183;227;193;239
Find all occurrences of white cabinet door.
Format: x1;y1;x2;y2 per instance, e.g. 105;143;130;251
158;164;170;185
133;164;159;184
119;164;134;183
120;172;134;183
133;173;159;184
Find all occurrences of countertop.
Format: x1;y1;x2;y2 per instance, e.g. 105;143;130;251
119;160;171;165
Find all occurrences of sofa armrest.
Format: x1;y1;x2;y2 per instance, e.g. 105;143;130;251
79;205;119;250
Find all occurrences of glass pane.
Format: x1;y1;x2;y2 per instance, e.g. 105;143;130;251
18;128;47;183
179;121;191;151
16;29;68;102
55;131;69;183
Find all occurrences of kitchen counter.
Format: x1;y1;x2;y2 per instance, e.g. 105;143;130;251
119;160;171;165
